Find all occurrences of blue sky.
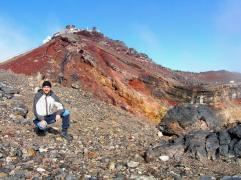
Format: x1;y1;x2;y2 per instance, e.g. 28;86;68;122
0;0;241;72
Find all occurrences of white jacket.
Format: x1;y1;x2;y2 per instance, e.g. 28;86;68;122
33;89;64;120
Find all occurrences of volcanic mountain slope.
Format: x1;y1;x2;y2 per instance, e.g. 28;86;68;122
196;70;241;83
2;71;241;179
1;26;241;122
0;27;180;121
177;70;241;84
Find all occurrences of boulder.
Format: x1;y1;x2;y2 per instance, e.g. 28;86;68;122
219;131;231;145
233;140;241;157
144;137;185;162
228;138;238;156
219;145;229;157
197;105;221;129
148;122;241;162
0;82;20;99
185;131;210;161
71;82;81;89
1;86;20;95
206;133;219;160
228;124;241;138
12;101;28;118
144;141;169;163
160;104;221;136
161;104;199;129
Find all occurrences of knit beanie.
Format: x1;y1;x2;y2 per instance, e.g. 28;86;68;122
42;81;52;88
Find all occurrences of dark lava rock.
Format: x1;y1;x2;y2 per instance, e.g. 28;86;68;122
233;140;241;157
144;137;185;162
219;144;229;157
206;133;219;160
161;104;199;128
221;176;241;180
228;124;241;138
148;121;241;163
200;176;216;180
160;104;221;136
197;105;221;128
185;131;210;160
12;102;28;118
144;145;167;163
1;86;20;95
219;131;231;145
229;138;239;156
0;84;20;99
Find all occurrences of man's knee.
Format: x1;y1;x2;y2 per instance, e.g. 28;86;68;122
62;109;70;117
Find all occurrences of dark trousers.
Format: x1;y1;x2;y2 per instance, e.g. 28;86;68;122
33;109;70;132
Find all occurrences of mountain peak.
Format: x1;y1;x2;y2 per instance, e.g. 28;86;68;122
1;26;241;121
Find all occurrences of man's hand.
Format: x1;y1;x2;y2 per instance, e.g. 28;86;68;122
39;120;47;129
55;114;61;122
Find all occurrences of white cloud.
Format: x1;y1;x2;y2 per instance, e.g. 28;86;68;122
0;16;35;62
42;36;52;44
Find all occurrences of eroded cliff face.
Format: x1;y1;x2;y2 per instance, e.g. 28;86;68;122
1;26;241;122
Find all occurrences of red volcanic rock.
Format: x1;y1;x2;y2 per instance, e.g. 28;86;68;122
0;29;169;122
1;27;241;123
197;70;241;83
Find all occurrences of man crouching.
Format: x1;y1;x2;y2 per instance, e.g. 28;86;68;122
33;80;72;141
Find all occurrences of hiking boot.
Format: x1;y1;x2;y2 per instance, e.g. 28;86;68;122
47;127;59;135
34;127;46;136
60;131;73;141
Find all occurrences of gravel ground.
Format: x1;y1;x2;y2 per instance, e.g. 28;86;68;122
0;71;241;179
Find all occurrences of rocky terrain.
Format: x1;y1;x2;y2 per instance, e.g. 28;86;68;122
1;26;241;179
147;104;241;162
0;71;241;179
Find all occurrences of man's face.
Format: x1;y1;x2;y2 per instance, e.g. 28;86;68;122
42;86;51;94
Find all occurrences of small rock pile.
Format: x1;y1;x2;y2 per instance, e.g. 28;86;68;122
145;125;241;162
145;103;241;163
0;82;20;100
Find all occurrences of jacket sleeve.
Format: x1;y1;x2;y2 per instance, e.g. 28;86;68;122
33;92;45;120
51;92;64;115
